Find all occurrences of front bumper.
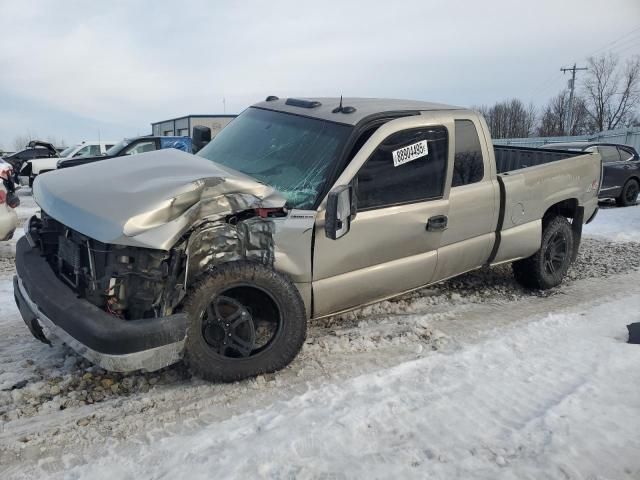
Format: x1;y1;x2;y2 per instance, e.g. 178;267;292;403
13;237;188;372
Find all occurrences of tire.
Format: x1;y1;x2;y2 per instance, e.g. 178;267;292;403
181;261;307;382
512;216;574;290
616;178;639;207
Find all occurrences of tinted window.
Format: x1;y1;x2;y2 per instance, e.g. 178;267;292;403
599;146;620;163
453;120;484;187
89;145;101;156
357;127;448;209
618;147;634;161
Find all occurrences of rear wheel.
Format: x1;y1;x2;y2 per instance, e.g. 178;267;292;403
181;262;307;382
616;179;639;207
513;216;574;290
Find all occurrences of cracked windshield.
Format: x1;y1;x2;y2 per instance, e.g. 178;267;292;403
197;107;352;209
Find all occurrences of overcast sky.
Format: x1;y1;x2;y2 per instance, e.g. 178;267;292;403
1;0;639;150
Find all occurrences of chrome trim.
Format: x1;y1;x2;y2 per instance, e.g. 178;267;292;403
16;276;184;373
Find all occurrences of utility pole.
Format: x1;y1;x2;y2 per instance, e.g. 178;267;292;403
560;63;588;135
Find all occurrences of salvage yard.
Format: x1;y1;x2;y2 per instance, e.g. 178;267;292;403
0;188;637;479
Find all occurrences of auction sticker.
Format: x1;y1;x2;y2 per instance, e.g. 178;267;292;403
392;140;428;167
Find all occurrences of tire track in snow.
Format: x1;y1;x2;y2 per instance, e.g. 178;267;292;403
46;295;640;480
2;269;639;478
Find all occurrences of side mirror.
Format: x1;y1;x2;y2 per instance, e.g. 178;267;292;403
192;125;212;153
325;184;357;240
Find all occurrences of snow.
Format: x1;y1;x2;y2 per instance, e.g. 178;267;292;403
63;295;640;480
584;202;640;242
0;193;639;479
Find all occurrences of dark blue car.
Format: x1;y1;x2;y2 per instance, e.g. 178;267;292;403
543;142;639;207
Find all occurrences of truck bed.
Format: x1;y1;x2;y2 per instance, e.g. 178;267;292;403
494;145;584;174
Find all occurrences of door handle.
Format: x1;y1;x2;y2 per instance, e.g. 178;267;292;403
427;215;448;231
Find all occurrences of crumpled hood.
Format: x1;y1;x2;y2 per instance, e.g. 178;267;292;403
33;149;286;250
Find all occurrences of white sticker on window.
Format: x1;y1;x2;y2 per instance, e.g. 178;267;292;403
392;140;428;167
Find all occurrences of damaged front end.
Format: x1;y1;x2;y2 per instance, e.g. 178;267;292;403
25;207;281;322
15;151;287;371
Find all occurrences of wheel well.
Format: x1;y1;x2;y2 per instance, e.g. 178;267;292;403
543;198;583;263
544;198;578;222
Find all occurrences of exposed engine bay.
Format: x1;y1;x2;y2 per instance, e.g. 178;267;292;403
26;209;280;321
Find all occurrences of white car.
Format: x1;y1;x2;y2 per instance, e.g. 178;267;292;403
22;140;116;186
0;177;19;240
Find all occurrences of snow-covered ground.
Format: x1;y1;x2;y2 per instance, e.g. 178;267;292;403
1;191;639;479
584;200;640;242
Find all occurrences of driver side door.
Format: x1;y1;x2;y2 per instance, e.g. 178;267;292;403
312;116;452;317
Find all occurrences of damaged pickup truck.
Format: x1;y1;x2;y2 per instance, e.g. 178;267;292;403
14;97;602;382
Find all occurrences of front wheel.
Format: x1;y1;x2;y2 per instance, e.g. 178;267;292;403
512;216;574;290
181;262;307;382
616;179;639;207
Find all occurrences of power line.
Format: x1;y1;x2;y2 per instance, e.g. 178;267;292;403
560;64;588;135
528;71;564;103
585;26;640;59
614;41;640;57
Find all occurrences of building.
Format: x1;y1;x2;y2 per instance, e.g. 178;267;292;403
151;114;236;138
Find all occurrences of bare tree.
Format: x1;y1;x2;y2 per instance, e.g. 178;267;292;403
11;133;66;151
475;99;537;138
537;90;589;136
46;136;67;148
582;54;640;132
13;133;35;151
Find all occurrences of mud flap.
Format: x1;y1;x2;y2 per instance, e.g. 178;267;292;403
571;207;584;263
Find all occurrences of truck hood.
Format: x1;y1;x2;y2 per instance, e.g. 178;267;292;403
33;149;286;250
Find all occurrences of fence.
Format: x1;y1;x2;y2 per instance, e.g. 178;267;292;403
492;127;640;151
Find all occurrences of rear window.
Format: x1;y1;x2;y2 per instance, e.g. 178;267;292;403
452;120;484;187
618;147;634;161
598;146;620;163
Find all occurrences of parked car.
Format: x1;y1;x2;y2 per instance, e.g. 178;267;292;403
21;140;117;187
0;159;14;180
0;174;20;240
542;142;639;206
56;136;193;170
3;141;58;182
15;97;601;382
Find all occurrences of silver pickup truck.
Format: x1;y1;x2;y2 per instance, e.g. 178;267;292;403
14;97;601;382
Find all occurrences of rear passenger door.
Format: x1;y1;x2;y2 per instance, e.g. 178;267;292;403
434;117;498;281
313;116;451;317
